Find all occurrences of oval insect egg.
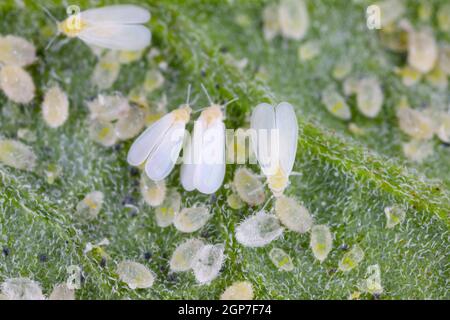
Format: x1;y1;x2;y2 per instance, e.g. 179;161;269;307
0;65;35;104
0;138;36;171
173;206;211;233
87;94;130;122
191;244;225;284
143;69;165;93
438;45;450;75
220;281;254;300
0;35;36;67
42;85;69;128
262;3;280;41
343;76;360;96
384;205;406;228
360;264;383;295
49;283;75;300
155;189;181;228
298;41;320;62
275;195;313;233
89;120;117;147
269;247;294;272
45;163;62;184
235;211;284;247
338;244;364;272
425;67;448;90
115;105;145;140
278;0;309;40
116;260;155;289
321;86;351;120
436;113;450;143
118;50;144;64
332;60;352;80
75;191;104;221
356;77;384;118
91;51;121;90
140;173;166;207
395;66;422;86
402;139;433;163
0;278;45;300
396;104;434;140
233;168;266;206
169;238;205;272
227;192;245;210
407;28;438;74
310;224;333;262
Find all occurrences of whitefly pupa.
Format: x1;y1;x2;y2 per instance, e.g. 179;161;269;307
140;172;166;207
191;244;225;284
235;211;284;248
220;281;254;300
233;167;266;206
42;85;69;128
338;244;364;272
116;260;155;289
0;65;35;104
173;205;211;233
310;224;333;262
275;195;313;234
269;247;294;272
155;188;181;228
0;138;36;171
169;238;205;272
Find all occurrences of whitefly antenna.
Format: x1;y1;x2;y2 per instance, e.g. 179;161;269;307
200;83;214;105
39;4;61;51
186;84;192;105
39;3;59;24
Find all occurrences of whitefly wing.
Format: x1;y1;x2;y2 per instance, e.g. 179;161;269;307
79;24;151;51
194;120;226;194
127;112;174;166
275;102;298;175
81;5;151;25
250;103;278;175
145;121;185;181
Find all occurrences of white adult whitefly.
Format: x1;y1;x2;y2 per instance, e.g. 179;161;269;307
58;5;151;51
127;105;191;182
180;86;231;195
250;102;298;197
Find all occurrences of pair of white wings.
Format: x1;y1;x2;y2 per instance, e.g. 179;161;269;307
77;5;151;51
181;118;226;194
127;112;186;182
250;102;298;177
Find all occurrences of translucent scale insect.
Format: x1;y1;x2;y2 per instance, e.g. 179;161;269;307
250;102;298;197
127;87;192;181
181;85;235;194
235;211;284;247
56;5;151;51
116;260;155;289
220;281;254;300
